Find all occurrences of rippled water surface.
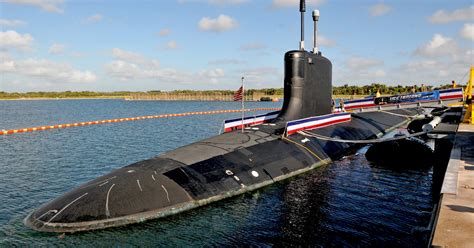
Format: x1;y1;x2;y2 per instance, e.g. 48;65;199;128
0;100;435;246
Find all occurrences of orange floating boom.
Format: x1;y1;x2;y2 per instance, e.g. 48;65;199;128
0;108;281;136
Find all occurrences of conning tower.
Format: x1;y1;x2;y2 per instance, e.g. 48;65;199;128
276;1;332;121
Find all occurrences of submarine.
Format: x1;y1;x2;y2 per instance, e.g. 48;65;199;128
25;1;428;233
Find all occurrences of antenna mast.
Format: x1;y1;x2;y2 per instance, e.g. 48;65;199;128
299;0;306;50
312;9;320;54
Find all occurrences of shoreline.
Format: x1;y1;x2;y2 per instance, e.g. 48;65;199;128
0;97;126;101
0;95;365;101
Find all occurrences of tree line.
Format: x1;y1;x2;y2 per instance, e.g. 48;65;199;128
332;83;456;96
0;83;458;99
0;91;131;99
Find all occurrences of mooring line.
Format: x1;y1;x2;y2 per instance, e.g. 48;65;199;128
377;110;421;118
298;130;427;144
0;107;281;136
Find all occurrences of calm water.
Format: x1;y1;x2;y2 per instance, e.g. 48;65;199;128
0;100;435;246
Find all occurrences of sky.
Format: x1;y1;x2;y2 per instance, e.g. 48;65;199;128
0;0;473;92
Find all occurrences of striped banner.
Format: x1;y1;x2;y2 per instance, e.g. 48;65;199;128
285;112;352;136
223;111;280;132
343;98;376;110
333;107;345;113
344;88;464;110
439;88;464;100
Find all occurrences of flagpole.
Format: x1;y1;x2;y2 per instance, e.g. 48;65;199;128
241;76;245;133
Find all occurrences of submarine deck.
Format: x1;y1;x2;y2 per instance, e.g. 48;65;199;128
432;123;474;247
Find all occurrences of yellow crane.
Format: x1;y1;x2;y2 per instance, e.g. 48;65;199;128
463;67;474;124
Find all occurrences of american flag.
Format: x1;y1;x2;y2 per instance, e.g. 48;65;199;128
233;86;243;101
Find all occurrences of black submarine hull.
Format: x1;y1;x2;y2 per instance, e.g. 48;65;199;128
24;109;422;232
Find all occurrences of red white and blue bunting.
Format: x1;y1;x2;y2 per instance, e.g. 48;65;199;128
343;88;464;110
343;98;376;110
285;112;351;136
439;88;464;100
224;111;280;132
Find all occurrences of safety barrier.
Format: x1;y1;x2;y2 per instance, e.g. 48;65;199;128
0;108;281;136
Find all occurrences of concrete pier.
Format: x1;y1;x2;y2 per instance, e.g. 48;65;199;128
432;123;474;248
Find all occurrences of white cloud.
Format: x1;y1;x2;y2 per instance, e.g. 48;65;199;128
370;70;386;77
104;58;226;85
315;35;336;47
3;0;64;13
158;28;171;36
104;60;146;80
333;56;386;83
271;0;326;8
459;49;474;65
1;54;97;83
198;68;224;78
337;34;472;86
198;14;238;33
0;30;34;51
390;33;473;85
393;57;468;85
208;0;249;5
208;58;246;65
105;49;228;85
400;60;439;73
83;14;103;24
198;68;225;83
414;34;458;57
111;48;148;64
70;51;88;58
360;44;473;86
239;67;280;84
369;3;392;17
460;23;474;41
48;43;65;55
346;56;383;70
178;0;248;4
106;49;168;81
240;42;267;51
0;19;27;28
0;52;15;71
429;5;474;24
335;69;387;84
166;40;178;49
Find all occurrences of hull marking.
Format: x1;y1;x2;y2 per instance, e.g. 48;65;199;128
137;180;143;192
161;185;170;202
105;184;116;218
44;193;88;227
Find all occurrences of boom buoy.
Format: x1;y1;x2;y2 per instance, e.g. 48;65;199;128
0;108;280;136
